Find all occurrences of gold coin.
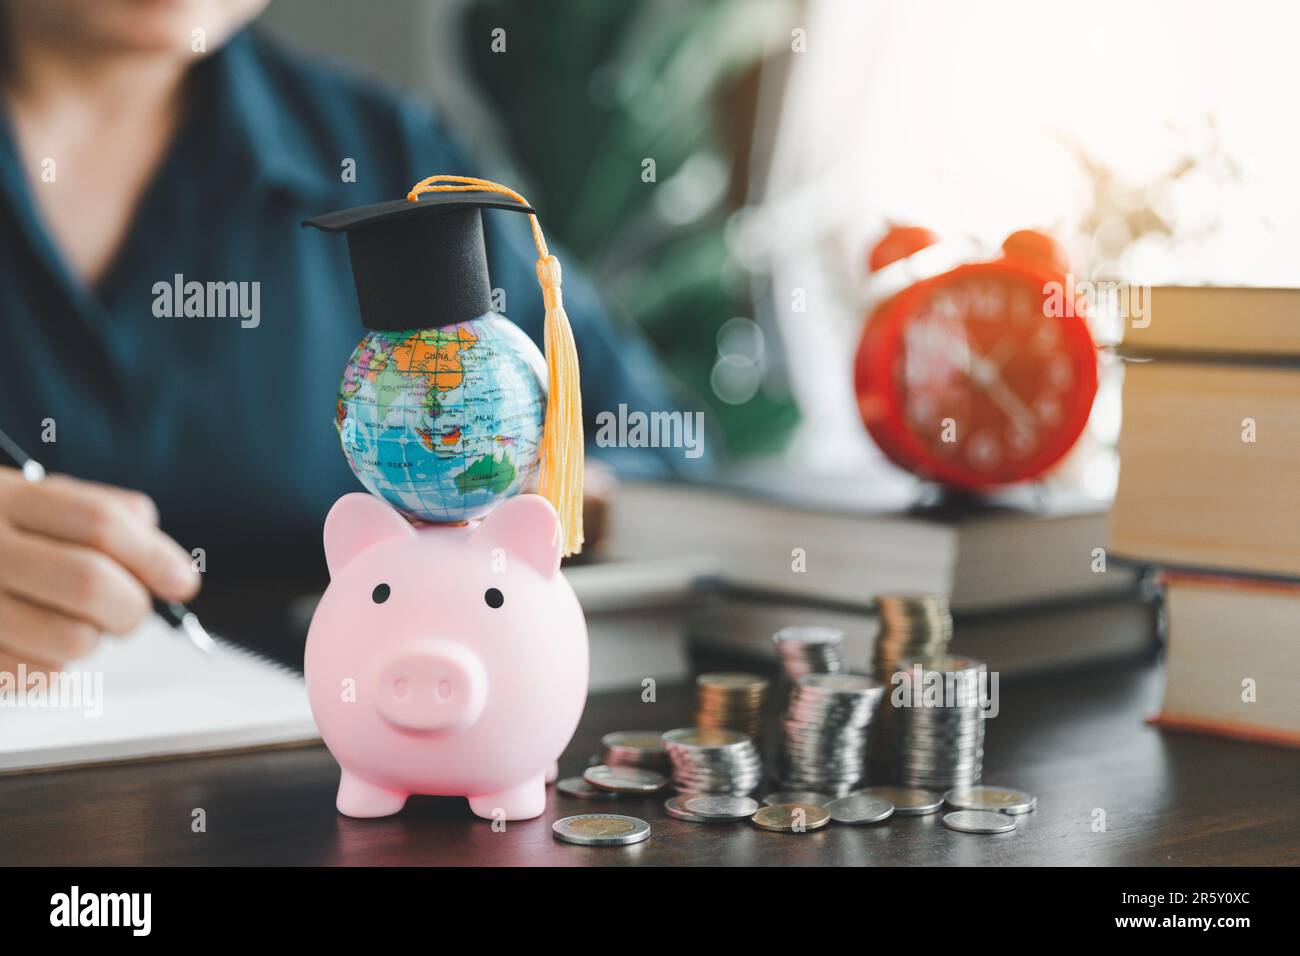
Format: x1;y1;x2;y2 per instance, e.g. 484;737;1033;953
750;803;831;833
570;816;638;837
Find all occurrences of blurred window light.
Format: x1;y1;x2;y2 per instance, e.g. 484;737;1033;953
750;0;1300;479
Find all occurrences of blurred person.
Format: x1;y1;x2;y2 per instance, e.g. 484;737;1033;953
0;0;695;673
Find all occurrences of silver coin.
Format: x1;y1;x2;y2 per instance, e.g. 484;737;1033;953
851;786;944;815
682;794;760;820
909;778;983;790
905;767;984;779
673;786;762;797
555;776;618;800
661;727;750;750
899;756;984;770
762;790;832;807
582;764;667;793
776;781;856;799
773;625;844;645
941;810;1017;834
944;785;1037;815
552;814;651;846
671;767;763;780
663;796;710;822
671;776;762;789
797;673;883;695
899;655;987;675
825;794;895;825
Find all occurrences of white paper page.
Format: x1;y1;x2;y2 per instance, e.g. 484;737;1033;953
0;615;319;772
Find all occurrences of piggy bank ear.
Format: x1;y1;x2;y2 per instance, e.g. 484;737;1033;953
323;493;416;578
474;494;562;576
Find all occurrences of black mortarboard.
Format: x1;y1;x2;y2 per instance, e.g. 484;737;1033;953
306;173;585;558
303;192;536;331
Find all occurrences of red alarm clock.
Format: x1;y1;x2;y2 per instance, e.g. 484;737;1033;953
854;228;1097;490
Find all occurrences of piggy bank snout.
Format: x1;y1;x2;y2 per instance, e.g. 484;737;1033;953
374;641;487;733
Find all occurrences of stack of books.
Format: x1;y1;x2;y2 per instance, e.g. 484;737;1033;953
1109;286;1300;745
605;462;1154;677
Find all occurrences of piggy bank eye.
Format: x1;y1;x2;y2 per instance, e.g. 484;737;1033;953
372;583;391;604
484;587;504;609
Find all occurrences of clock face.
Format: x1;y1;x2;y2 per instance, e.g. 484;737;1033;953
855;260;1097;488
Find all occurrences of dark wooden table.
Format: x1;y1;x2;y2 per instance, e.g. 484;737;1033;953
2;657;1297;866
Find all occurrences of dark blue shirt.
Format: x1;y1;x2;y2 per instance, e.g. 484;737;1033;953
0;29;684;583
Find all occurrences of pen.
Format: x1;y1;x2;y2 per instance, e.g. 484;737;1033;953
0;426;216;655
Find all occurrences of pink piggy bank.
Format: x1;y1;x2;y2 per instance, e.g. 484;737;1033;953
305;492;588;820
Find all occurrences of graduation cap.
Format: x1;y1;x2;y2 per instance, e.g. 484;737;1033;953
302;191;536;331
304;175;584;556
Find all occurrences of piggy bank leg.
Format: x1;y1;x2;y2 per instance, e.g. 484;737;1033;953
468;773;547;821
336;770;408;818
545;761;559;784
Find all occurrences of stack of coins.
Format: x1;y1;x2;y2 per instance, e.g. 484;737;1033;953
695;673;769;740
600;731;671;774
776;673;884;797
871;595;953;678
661;728;763;795
891;655;986;790
870;594;954;778
772;626;845;680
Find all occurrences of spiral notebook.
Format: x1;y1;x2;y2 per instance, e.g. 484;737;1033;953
0;615;320;773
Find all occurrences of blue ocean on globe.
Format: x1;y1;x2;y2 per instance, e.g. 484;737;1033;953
336;315;547;522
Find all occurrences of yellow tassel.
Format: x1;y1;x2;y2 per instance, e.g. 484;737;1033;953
406;175;585;555
536;255;585;557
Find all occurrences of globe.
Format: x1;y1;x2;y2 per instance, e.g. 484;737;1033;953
336;315;547;522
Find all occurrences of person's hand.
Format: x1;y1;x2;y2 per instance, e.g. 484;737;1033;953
0;468;200;674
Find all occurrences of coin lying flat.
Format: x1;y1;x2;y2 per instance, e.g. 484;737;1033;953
751;803;831;833
825;794;895;825
762;791;832;807
941;810;1017;834
556;776;619;800
583;764;668;793
553;814;651;846
851;786;944;816
682;794;760;821
663;795;711;822
944;785;1037;815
